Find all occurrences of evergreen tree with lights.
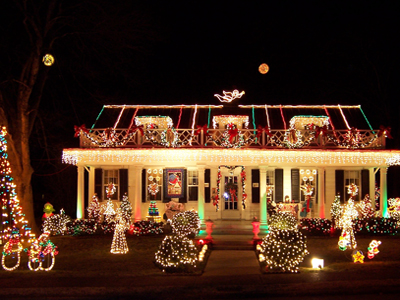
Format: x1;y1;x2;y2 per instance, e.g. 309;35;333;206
120;193;132;224
257;211;308;273
0;126;34;243
102;199;116;223
87;194;102;223
330;194;343;228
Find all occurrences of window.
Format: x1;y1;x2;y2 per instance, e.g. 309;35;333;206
344;170;360;201
187;170;199;201
103;170;119;200
266;170;274;201
146;168;163;201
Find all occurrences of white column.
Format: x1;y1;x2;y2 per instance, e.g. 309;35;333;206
318;168;325;218
380;167;388;217
259;168;267;225
197;167;205;223
88;166;95;203
130;166;142;222
369;168;376;209
325;168;336;219
77;165;85;219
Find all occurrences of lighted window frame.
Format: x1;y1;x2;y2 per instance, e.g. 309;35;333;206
103;169;119;200
187;170;199;201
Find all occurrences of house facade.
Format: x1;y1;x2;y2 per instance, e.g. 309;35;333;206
62;99;400;228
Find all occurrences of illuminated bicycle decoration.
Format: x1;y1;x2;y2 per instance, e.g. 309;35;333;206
27;231;58;271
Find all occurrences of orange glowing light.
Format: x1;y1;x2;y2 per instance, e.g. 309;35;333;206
259;63;269;74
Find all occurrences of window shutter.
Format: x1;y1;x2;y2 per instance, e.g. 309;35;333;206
361;169;370;199
179;169;187;203
205;169;211;203
163;170;169;203
275;169;283;202
335;170;344;203
291;169;300;202
142;169;147;203
251;169;260;203
95;169;103;200
119;169;128;199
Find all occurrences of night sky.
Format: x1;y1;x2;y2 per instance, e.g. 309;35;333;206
1;1;400;215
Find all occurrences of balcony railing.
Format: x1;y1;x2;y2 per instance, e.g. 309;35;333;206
78;128;385;150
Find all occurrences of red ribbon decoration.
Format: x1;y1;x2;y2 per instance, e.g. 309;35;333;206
256;125;273;138
229;188;238;202
315;125;328;138
195;125;208;136
228;127;238;143
74;124;89;138
378;125;393;139
129;125;144;135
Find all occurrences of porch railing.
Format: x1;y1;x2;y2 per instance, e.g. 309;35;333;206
79;128;385;149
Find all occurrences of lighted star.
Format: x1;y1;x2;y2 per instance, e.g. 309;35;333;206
353;251;365;263
214;90;245;103
42;54;55;66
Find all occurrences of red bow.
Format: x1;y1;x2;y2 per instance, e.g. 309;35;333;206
129;125;144;135
74;124;89;138
378;125;393;139
315;125;328;138
256;125;273;138
228;127;238;143
195;125;208;136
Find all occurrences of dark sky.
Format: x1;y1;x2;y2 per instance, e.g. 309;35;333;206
129;1;399;109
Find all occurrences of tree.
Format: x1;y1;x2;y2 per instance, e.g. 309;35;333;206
0;1;159;232
120;193;132;224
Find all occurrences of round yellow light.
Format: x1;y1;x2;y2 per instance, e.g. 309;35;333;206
259;63;269;74
42;54;55;66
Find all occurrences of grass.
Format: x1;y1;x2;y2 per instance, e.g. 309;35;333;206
1;232;400;277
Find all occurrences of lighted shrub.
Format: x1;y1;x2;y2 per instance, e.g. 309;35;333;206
269;211;297;231
171;210;201;237
154;235;199;273
258;229;308;273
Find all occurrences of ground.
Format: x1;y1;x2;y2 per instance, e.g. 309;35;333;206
1;233;400;299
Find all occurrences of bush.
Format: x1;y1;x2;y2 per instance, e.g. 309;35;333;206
154;235;199;273
300;218;332;236
171;210;200;237
269;212;297;231
257;229;308;273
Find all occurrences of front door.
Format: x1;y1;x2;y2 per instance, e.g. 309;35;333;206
221;174;241;219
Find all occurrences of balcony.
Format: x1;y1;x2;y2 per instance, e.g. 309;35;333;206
78;128;385;150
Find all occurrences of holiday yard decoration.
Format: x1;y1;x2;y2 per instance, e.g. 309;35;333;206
154;210;203;272
0;126;34;244
171;210;201;238
27;231;58;271
110;208;129;254
42;202;55;220
102;199;116;223
155;235;199;272
330;194;343;228
300;183;314;218
87;194;102;223
42;209;72;235
367;240;381;259
352;250;365;263
268;211;298;231
257;211;308;273
1;227;24;271
258;229;309;273
358;194;375;220
120;193;132;224
337;184;359;250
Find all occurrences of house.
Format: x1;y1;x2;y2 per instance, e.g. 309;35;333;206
62;93;400;229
